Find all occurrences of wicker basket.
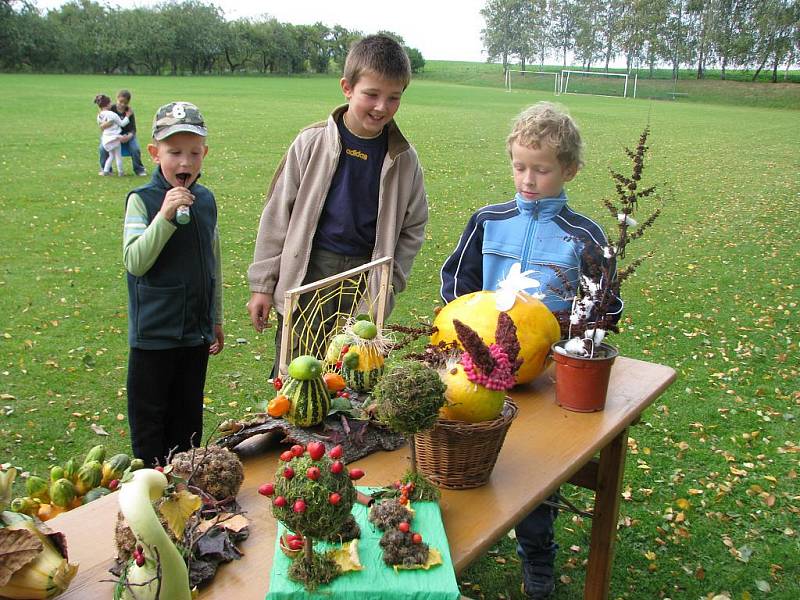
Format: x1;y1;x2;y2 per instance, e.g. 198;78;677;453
413;398;518;489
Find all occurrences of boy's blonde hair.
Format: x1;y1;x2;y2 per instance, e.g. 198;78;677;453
343;34;411;89
506;102;584;168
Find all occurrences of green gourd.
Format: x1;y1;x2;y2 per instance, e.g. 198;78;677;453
282;376;331;427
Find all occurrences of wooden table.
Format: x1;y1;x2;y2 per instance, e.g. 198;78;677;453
50;356;675;600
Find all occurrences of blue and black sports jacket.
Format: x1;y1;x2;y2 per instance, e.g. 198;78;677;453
440;192;623;320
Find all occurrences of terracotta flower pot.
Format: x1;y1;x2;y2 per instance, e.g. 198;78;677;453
551;342;619;412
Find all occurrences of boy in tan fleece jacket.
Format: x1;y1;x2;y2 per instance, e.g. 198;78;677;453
247;34;428;376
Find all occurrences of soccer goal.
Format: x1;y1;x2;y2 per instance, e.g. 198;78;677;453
560;70;638;99
278;256;393;376
505;69;561;95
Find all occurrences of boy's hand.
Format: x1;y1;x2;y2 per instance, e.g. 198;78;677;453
209;324;225;355
159;187;194;221
120;133;133;143
247;292;273;333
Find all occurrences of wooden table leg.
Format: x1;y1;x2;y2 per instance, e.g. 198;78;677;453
583;427;629;600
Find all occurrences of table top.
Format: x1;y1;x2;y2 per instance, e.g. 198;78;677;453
51;356;675;599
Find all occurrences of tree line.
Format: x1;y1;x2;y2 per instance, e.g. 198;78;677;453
481;0;799;81
0;0;426;75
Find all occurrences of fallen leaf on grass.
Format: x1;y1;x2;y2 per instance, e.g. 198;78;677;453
755;580;771;592
90;423;108;435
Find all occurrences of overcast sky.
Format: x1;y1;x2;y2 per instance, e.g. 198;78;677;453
35;0;490;62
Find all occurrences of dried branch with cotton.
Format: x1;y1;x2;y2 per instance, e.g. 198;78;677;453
556;125;664;358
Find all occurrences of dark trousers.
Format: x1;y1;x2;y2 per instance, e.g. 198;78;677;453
515;494;559;566
127;345;209;467
271;248;370;378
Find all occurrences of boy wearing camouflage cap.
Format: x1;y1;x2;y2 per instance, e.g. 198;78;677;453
122;101;224;466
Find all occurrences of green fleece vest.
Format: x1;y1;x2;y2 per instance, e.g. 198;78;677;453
126;168;217;349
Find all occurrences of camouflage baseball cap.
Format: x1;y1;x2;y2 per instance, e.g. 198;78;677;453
152;101;207;141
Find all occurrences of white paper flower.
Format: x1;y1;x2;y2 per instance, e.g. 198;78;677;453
495;262;541;311
603;246;614;259
617;213;638;227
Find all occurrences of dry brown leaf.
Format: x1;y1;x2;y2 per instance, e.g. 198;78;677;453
195;513;249;535
0;528;43;586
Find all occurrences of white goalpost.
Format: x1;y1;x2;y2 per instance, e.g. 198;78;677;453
560;70;638;99
504;69;561;95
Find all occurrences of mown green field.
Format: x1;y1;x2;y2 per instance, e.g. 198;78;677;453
0;73;798;599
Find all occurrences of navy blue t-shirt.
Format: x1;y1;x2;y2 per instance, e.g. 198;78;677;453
312;115;388;256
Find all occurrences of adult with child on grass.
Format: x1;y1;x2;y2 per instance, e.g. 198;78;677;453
247;34;428;377
440;102;623;599
122;101;225;467
98;89;147;177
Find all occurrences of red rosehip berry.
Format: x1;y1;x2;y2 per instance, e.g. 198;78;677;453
290;444;304;457
283;467;295;479
330;460;344;474
398;496;408;505
335;361;343;369
348;468;365;480
134;552;145;567
273;377;283;391
398;521;410;533
258;482;275;496
280;450;294;462
306;466;320;481
412;533;422;544
273;495;286;507
154;466;164;472
293;499;306;513
329;492;341;505
307;441;325;460
108;479;119;491
341;345;350;354
341;391;350;399
329;445;343;459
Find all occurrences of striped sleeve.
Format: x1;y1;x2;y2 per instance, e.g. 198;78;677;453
212;226;224;325
122;193;176;277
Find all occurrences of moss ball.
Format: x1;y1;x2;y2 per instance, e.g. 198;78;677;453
272;452;356;540
170;446;244;500
373;361;446;435
368;498;412;531
379;529;429;567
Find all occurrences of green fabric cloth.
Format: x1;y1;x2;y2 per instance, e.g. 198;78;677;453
266;487;460;600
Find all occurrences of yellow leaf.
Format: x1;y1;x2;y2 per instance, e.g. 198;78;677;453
676;498;691;510
329;539;362;572
159;489;202;539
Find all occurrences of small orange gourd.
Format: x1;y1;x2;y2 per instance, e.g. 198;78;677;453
267;395;291;418
322;372;346;393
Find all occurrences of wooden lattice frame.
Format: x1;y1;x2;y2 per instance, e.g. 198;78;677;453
278;256;393;376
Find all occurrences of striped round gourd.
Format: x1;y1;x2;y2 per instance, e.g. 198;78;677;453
282;375;331;427
341;344;385;393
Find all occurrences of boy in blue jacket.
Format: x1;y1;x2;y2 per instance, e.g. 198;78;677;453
123;101;224;467
440;102;622;598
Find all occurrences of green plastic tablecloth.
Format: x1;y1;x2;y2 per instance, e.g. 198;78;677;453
266;487;460;600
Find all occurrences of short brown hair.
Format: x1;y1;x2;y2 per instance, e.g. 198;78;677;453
343;34;411;89
117;89;131;101
506;102;584;168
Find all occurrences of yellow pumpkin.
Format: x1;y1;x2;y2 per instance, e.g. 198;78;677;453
439;363;505;423
431;291;560;384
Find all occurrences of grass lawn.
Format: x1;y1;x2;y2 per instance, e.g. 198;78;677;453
0;73;798;599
